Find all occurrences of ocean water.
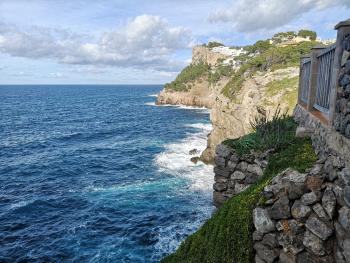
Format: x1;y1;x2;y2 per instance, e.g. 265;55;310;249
0;85;214;262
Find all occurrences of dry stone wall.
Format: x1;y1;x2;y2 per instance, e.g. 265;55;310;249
334;34;350;138
213;144;268;207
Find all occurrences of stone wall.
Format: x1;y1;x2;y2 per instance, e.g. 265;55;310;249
213;144;268;207
248;105;350;262
334;34;350;138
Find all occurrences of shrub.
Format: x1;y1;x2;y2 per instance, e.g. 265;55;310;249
298;29;317;41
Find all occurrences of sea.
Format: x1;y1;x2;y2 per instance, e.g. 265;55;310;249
0;85;214;263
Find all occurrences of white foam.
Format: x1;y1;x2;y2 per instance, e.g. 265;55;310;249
154;123;214;192
148;94;159;97
145;102;156;106
145;102;210;114
185;123;212;131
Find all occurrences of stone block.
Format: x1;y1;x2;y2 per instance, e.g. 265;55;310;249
291;200;312;219
213;182;227;192
305;217;333;241
268;195;291;220
231;170;246;180
253;208;275;234
322;187;336;219
303;230;325;256
301;191;321;205
214;166;231;178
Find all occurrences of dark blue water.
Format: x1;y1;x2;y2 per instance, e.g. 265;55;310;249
0;85;214;263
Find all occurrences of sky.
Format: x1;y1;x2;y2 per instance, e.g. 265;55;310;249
0;0;349;84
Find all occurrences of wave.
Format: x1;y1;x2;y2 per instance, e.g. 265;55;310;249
154;123;214;192
148;94;159;97
145;103;210;113
185;123;212;131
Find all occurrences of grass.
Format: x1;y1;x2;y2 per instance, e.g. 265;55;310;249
263;76;299;111
161;116;317;263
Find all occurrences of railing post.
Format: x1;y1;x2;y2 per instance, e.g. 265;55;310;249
298;55;310;105
329;19;350;126
307;45;325;112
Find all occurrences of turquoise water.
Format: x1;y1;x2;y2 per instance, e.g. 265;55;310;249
0;85;214;262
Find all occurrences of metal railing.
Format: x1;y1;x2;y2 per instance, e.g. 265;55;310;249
300;58;311;104
314;44;336;113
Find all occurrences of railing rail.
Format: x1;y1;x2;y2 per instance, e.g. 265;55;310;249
300;58;311;104
314;45;336;113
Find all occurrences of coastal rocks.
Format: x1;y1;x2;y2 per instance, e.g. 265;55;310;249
189;149;200;155
213;143;268;207
253;163;340;262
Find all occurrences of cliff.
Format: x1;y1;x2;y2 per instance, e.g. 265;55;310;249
156;38;311;163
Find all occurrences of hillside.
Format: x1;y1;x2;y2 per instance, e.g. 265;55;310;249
156;31;319;163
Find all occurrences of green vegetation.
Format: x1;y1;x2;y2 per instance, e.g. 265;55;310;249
272;31;297;43
161;116;317;263
208;64;233;84
244;40;272;54
298;30;317;41
264;76;299;110
205;41;224;49
222;41;316;98
165;63;210;91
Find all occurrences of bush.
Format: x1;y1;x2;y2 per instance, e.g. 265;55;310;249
205;41;224;49
161;116;317;263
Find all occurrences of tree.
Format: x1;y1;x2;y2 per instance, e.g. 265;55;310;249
298;30;317;41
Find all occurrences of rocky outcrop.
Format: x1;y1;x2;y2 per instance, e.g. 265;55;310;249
213;143;268;207
156;77;226;108
192;46;228;66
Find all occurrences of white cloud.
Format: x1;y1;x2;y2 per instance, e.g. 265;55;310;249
209;0;350;32
0;15;193;72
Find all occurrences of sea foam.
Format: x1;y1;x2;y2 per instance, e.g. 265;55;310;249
154;122;214;192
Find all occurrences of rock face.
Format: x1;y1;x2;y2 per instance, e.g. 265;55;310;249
192;46;228;66
156;77;222;108
212;143;268;207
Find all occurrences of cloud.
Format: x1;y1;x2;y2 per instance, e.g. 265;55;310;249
209;0;350;32
0;15;193;72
